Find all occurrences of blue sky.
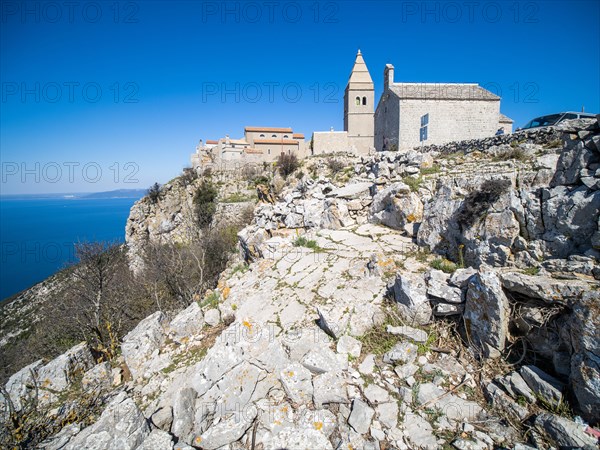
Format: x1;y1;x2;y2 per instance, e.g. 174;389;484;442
1;0;599;194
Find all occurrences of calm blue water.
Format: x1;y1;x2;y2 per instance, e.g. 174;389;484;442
0;197;139;301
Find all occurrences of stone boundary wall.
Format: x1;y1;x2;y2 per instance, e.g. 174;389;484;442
414;126;563;155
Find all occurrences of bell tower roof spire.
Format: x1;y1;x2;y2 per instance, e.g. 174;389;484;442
348;49;373;86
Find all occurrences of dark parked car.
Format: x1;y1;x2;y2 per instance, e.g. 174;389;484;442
517;111;597;131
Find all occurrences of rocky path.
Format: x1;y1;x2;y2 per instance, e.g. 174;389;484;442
29;222;596;449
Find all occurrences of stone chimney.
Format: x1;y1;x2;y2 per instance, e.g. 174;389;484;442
384;64;395;91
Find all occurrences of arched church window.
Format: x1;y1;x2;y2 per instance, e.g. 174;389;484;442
355;97;360;105
362;97;367;105
272;134;277;138
283;135;289;138
260;134;265;137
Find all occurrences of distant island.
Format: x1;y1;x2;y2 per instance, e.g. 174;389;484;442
1;189;147;200
81;189;148;199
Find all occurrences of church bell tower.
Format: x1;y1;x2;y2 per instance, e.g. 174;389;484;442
344;50;375;155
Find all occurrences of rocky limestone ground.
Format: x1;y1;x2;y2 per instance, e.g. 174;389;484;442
126;169;257;274
2;118;600;449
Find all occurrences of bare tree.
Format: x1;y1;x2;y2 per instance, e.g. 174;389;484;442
60;242;151;356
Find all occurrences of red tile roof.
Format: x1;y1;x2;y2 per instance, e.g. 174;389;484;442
292;133;305;139
206;140;219;144
253;139;299;145
245;126;293;133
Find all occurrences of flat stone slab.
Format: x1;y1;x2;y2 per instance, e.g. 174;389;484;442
520;365;563;407
386;324;428;343
327;182;372;199
416;383;483;421
279;363;314;405
348;398;374;434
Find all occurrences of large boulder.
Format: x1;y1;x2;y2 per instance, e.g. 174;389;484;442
64;392;150;450
540;185;600;257
37;342;95;404
171;388;197;444
168;302;204;343
550;138;600;187
3;359;44;411
321;199;352;229
567;291;600;424
121;311;169;380
390;273;432;325
463;269;510;358
417;185;462;256
370;182;423;230
499;271;588;303
534;412;597;450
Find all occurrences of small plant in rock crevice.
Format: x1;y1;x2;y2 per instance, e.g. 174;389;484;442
292;236;324;252
430;258;458;274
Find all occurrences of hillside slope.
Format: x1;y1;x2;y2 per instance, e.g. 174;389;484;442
2;118;600;449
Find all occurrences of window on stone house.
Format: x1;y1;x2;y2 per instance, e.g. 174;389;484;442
268;149;271;154
284;135;289;138
355;97;360;105
272;134;277;138
362;97;367;105
260;134;265;137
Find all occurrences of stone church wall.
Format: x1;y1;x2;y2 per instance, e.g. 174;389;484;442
312;131;350;155
398;98;500;149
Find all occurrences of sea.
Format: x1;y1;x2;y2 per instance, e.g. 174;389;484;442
0;192;145;301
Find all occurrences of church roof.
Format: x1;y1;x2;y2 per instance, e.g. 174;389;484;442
253;139;299;145
347;50;373;87
245;126;293;133
244;148;263;154
389;83;499;101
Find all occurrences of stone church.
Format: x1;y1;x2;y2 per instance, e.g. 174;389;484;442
313;50;512;154
375;64;513;151
193;50;514;167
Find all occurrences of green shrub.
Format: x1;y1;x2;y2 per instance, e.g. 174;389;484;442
222;192;255;203
231;263;249;276
147;182;161;203
402;176;423;192
277;152;299;178
293;236;323;251
430;258;458;273
420;164;441;175
201;291;220;308
181;167;198;186
326;158;346;174
252;175;270;186
194;180;218;228
522;266;540;276
494;147;528;162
